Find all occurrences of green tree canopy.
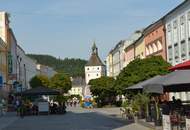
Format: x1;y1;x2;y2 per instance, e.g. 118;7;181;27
29;75;50;88
115;56;171;94
89;76;116;104
50;73;72;94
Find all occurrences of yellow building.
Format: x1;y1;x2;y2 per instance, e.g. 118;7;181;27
0;12;10;95
106;52;113;77
134;36;145;59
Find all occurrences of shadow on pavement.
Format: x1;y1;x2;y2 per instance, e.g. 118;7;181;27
2;110;134;130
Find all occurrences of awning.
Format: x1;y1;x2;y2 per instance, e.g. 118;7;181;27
126;75;162;90
143;70;190;94
169;60;190;71
21;86;60;96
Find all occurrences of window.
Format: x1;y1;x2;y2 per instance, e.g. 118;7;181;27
87;68;89;70
97;67;99;70
149;45;153;54
167;24;172;46
180;15;186;40
189;41;190;56
168;46;173;61
97;74;99;76
146;47;149;55
152;43;157;53
173;20;178;43
174;43;179;59
188;12;190;38
157;40;162;50
181;41;186;58
88;74;90;77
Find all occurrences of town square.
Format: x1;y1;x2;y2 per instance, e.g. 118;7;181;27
1;0;190;130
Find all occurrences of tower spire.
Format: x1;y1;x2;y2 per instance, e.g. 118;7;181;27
92;41;98;54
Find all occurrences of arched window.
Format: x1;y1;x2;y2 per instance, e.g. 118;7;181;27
152;43;158;52
157;40;162;50
146;47;149;55
149;45;153;54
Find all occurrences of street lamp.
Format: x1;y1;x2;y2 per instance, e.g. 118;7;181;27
16;55;22;92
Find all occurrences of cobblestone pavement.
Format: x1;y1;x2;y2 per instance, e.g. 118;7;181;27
0;107;150;130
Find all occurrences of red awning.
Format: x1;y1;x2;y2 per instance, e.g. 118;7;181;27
169;60;190;71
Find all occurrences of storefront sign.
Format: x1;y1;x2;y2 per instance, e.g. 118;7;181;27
163;115;171;130
186;118;190;130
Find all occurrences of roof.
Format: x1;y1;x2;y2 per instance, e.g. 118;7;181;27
169;60;190;71
163;0;189;20
86;53;104;66
143;0;189;37
126;75;162;90
124;30;143;48
22;86;60;96
143;70;190;94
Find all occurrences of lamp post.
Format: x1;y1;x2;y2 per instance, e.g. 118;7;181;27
16;56;22;92
24;64;27;90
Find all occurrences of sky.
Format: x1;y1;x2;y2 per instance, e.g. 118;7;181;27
0;0;183;60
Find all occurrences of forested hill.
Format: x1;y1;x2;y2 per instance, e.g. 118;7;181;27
27;54;87;77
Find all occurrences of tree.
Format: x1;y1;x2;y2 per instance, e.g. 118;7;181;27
115;56;171;94
50;73;71;94
29;75;50;88
89;76;116;106
27;54;87;77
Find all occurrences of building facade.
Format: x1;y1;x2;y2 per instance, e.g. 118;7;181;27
0;38;8;97
111;41;125;78
69;77;85;97
134;36;145;59
164;0;190;101
124;30;143;66
144;20;167;60
106;52;113;77
0;12;10;96
84;43;105;96
16;45;38;91
165;0;190;66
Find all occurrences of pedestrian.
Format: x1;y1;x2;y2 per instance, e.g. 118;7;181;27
74;101;77;107
70;101;73;107
15;98;20;116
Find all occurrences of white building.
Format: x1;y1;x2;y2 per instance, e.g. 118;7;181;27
106;30;143;78
165;0;190;101
84;43;105;96
111;41;125;78
165;0;190;66
16;45;38;91
69;77;85;97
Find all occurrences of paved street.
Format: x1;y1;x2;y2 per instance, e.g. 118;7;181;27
0;107;150;130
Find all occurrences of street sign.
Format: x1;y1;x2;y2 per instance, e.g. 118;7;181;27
0;76;3;88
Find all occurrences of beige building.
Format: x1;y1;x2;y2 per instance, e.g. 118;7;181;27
0;12;10;95
134;35;145;59
106;52;113;77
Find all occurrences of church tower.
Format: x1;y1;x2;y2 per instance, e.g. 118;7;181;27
84;42;105;96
